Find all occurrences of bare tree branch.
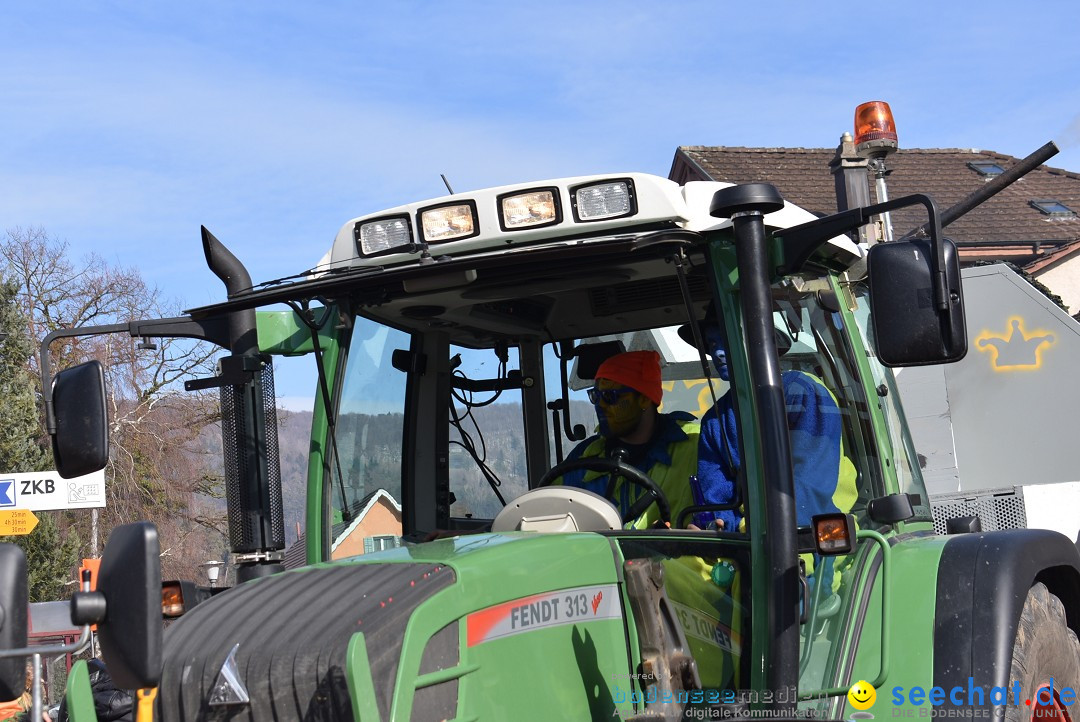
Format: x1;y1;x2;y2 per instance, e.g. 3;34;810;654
4;226;228;581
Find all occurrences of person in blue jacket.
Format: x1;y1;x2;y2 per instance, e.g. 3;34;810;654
679;305;857;534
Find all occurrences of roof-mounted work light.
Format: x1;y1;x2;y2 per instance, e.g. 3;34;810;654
571;179;636;222
499;188;560;230
355;216;415;257
420;201;479;243
854;100;899;158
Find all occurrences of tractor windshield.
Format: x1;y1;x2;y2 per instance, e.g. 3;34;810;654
318;235;905;557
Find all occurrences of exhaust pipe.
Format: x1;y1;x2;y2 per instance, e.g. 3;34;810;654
201;226;285;582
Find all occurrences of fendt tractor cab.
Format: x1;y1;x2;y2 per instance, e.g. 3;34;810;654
3;108;1080;722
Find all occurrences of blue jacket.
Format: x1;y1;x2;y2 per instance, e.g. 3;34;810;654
693;371;856;531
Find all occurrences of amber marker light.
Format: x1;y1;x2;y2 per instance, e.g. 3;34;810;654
161;581;186;618
813;513;857;556
854;100;899;157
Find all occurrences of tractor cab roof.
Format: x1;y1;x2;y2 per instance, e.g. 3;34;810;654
187;173;861;348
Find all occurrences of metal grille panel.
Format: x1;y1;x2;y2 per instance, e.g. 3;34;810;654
930;487;1027;535
589;275;707;316
219;359;285;552
260;362;285;547
220;381;246;547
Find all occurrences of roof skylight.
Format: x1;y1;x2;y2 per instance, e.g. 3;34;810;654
968;161;1005;177
1029;199;1076;218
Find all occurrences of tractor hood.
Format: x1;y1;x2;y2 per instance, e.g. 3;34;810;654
157;532;620;721
158;559;456;720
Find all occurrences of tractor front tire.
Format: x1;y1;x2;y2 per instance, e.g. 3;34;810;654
1005;582;1080;722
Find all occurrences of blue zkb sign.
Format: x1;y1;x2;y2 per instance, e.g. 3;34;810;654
0;479;13;507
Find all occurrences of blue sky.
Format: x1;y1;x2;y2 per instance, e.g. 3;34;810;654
3;1;1078;402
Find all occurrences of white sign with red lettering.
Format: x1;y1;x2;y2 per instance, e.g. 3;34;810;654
466;583;621;647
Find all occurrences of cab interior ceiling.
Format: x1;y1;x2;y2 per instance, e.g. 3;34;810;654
354;238;712;347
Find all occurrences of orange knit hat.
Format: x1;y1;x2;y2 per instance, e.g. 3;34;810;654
594;350;662;406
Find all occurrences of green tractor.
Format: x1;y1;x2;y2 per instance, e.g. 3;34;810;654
4;148;1080;722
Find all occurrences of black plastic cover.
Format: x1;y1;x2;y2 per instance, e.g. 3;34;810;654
69;591;107;626
946;515;982;534
97;523;163;690
866;493;916;525
709;183;785;218
573;341;626;380
0;543;28;702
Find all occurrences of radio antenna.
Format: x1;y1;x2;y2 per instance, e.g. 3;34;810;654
440;174;455;194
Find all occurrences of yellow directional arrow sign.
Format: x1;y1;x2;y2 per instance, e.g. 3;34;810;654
0;509;39;536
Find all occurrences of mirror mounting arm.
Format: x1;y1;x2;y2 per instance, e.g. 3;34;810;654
40;323;127;435
40;316;233;433
183;353;265;391
776;193;945;309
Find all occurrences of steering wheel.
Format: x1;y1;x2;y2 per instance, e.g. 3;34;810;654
537;456;671;527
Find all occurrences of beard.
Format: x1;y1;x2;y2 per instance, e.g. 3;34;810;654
595;402;643;440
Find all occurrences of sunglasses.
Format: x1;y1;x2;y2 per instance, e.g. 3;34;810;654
587;387;636;405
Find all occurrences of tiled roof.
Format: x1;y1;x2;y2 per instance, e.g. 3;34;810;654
330;488;401;554
671;147;1080;253
284;489;404;570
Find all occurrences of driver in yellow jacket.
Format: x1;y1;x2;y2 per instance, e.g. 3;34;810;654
555;350;740;690
554;350;700;529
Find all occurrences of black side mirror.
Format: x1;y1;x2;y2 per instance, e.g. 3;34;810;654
867;237;967;366
96;523;162;690
51;360;109;479
773;192;966;367
0;544;28;702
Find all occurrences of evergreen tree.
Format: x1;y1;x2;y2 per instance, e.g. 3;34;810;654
0;279;48;473
0;280;80;600
16;512;81;601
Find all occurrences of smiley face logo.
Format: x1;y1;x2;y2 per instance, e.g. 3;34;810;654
847;680;876;710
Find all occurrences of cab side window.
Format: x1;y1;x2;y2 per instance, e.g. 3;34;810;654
447;344;528;520
330;316;411;558
782;289;884;700
775;293;885;525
